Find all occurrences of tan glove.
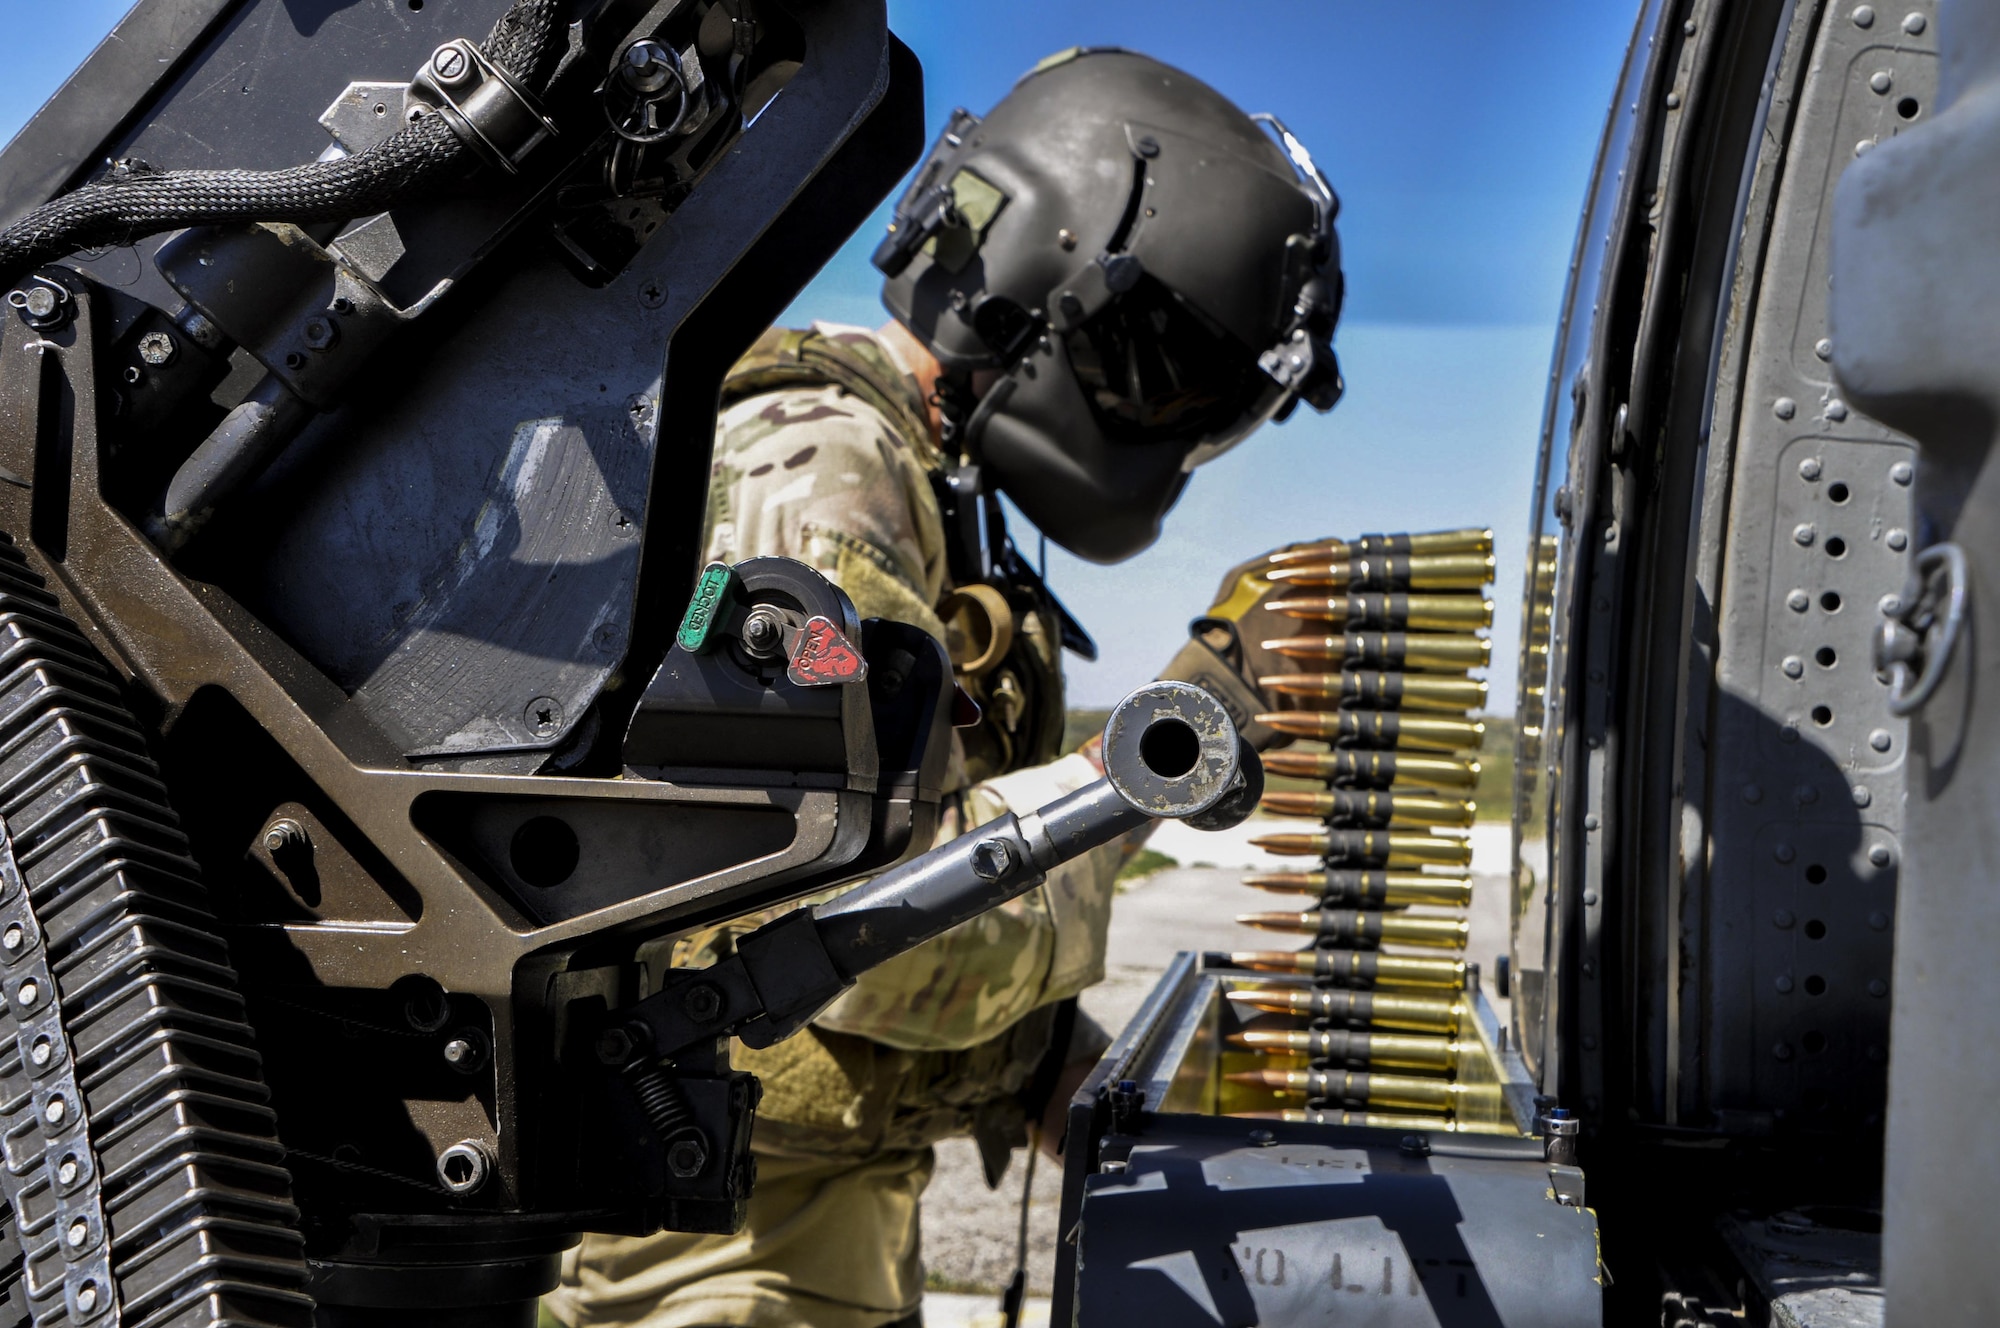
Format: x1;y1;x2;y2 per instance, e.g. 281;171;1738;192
1158;543;1329;750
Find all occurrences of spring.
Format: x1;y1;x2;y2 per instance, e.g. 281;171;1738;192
626;1063;696;1136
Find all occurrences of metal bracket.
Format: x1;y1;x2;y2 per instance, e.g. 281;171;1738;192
1876;541;1968;716
406;39;557;175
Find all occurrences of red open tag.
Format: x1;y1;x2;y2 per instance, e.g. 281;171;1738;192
787;615;869;687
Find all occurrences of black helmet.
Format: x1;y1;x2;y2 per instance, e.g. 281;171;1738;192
875;48;1343;564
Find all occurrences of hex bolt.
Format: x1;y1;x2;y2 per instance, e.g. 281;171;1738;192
969;837;1014;881
682;983;723;1023
302;317;339;352
619;40;680;94
740;607;787;660
666;1135;709;1179
136;330;176;366
264;817;309;856
437;1140;493;1194
430;43;471;84
595;1026;636;1066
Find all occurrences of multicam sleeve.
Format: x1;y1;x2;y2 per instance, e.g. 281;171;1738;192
703;385;948;644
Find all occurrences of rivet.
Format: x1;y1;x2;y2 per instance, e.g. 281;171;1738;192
1584;813;1600;830
1869;729;1893;752
1852;4;1875;26
1879;593;1905;616
1868;910;1890;931
1787;589;1811;613
1887;528;1908;551
67;1218;88;1248
1774;397;1797;420
1852;785;1872;808
1890;461;1914;485
1799;457;1823;480
30;1037;50;1066
1775;842;1796;864
1773;1040;1795;1061
16;978;37;1007
1666;91;1682;109
1683;18;1697;34
1869;844;1893;867
1856;138;1877;157
1869;70;1893;94
1780;724;1800;744
1794;524;1816;546
1773;909;1796;929
1743;784;1764;804
1782;655;1805;678
1825;399;1849;422
1902;12;1926;34
1795;784;1819;805
1775;975;1795;993
45;1095;65;1125
1867;978;1888;997
57;1156;77;1185
1814;338;1833;361
1;924;21;952
1582;960;1596;978
1583;891;1599;906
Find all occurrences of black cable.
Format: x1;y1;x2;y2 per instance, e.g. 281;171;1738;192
0;0;566;286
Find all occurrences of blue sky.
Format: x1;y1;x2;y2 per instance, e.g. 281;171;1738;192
2;0;1640;706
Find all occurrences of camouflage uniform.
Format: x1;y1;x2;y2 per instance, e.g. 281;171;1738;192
543;324;1123;1328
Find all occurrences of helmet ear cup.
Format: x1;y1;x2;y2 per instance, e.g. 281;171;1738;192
970;338;1193;564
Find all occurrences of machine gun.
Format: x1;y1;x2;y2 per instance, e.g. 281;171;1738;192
0;3;1274;1326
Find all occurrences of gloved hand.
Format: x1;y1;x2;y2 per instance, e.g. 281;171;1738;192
1158;542;1331;750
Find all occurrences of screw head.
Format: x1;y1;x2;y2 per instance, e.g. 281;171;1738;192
443;1036;479;1070
637;280;669;310
136;330;176;365
431;44;471;83
23;286;58;319
525;696;563;737
1134;134;1161;158
969;837;1014;881
666;1135;709;1178
437;1141;492;1193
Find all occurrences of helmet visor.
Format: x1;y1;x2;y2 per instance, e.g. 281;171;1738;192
1062;275;1284;467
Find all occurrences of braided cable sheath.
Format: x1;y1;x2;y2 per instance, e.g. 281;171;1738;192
0;0;566;286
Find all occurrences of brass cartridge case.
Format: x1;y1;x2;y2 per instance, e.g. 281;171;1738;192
1230;1027;1464;1072
1224;987;1466;1033
1265;527;1496;568
1226;1068;1462;1114
1227;949;1466;988
1250;829;1474;868
1258;790;1476;829
1258;750;1481;791
1262;632;1492;673
1267;593;1495;632
1260;672;1489;714
1266;552;1495;592
1239;870;1474;909
1237;909;1470;950
1254;711;1486;753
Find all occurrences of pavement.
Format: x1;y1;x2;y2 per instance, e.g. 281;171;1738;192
918;822;1515;1325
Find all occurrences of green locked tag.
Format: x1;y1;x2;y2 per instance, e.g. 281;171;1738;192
677;562;739;654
